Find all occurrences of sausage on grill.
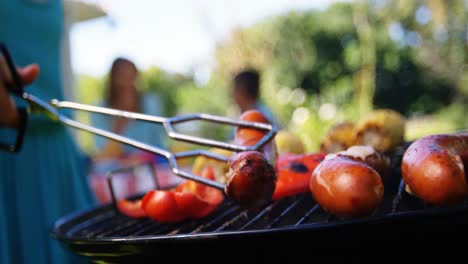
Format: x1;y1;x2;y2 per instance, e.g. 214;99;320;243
402;133;468;205
310;146;387;218
225;110;277;209
226;151;276;209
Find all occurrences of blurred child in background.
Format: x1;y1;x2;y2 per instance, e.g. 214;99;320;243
232;69;278;126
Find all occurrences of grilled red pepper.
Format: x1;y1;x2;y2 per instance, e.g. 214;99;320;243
272;153;326;200
117;166;224;222
116;199;146;218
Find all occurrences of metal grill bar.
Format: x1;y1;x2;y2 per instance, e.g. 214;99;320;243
150;223;187;236
392;178;406;213
265;196;306;228
119;219;156;237
239;202;277;230
190;204;240;234
132;223;170;237
82;215;131;238
96;218;143;238
166;201;235;235
295;204;320;226
64;211;116;237
214;210;249;232
127;220;162;237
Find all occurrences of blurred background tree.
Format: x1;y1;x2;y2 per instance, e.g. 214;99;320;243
75;0;468;153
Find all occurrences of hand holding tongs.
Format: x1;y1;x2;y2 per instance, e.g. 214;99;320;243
0;43;277;191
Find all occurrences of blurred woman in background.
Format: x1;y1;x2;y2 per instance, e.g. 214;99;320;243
89;58;168;204
92;57;166;160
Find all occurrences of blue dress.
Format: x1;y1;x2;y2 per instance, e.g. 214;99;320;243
0;1;95;263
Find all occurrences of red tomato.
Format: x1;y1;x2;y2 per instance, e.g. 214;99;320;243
235;110;270;146
174;193;215;219
174;166;224;219
234;110;277;164
142;190;186;222
272;153;326;200
132;166;224;223
116;199;146;218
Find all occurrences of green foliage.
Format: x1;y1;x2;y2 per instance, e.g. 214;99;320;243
173;79;232;141
74;75;106;153
76;75;106;105
212;1;466;151
74;0;467;153
140;67;194;116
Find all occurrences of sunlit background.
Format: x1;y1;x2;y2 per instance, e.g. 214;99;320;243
66;0;468;154
71;0;349;77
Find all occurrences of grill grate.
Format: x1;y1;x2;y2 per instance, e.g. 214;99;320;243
61;175;423;240
52;143;468;263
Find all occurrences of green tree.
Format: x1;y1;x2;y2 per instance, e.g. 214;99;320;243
213;1;465;150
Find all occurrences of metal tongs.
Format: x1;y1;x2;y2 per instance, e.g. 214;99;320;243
0;43;276;191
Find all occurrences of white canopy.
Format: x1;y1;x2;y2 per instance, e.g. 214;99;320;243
64;0;108;24
62;0;108;103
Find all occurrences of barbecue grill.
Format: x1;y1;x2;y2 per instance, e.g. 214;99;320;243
51;143;468;263
2;43;467;262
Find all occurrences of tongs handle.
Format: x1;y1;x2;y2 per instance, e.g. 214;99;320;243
0;43;28;152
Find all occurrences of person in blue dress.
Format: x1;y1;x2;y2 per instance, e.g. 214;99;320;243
0;1;94;263
91;57;167;161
